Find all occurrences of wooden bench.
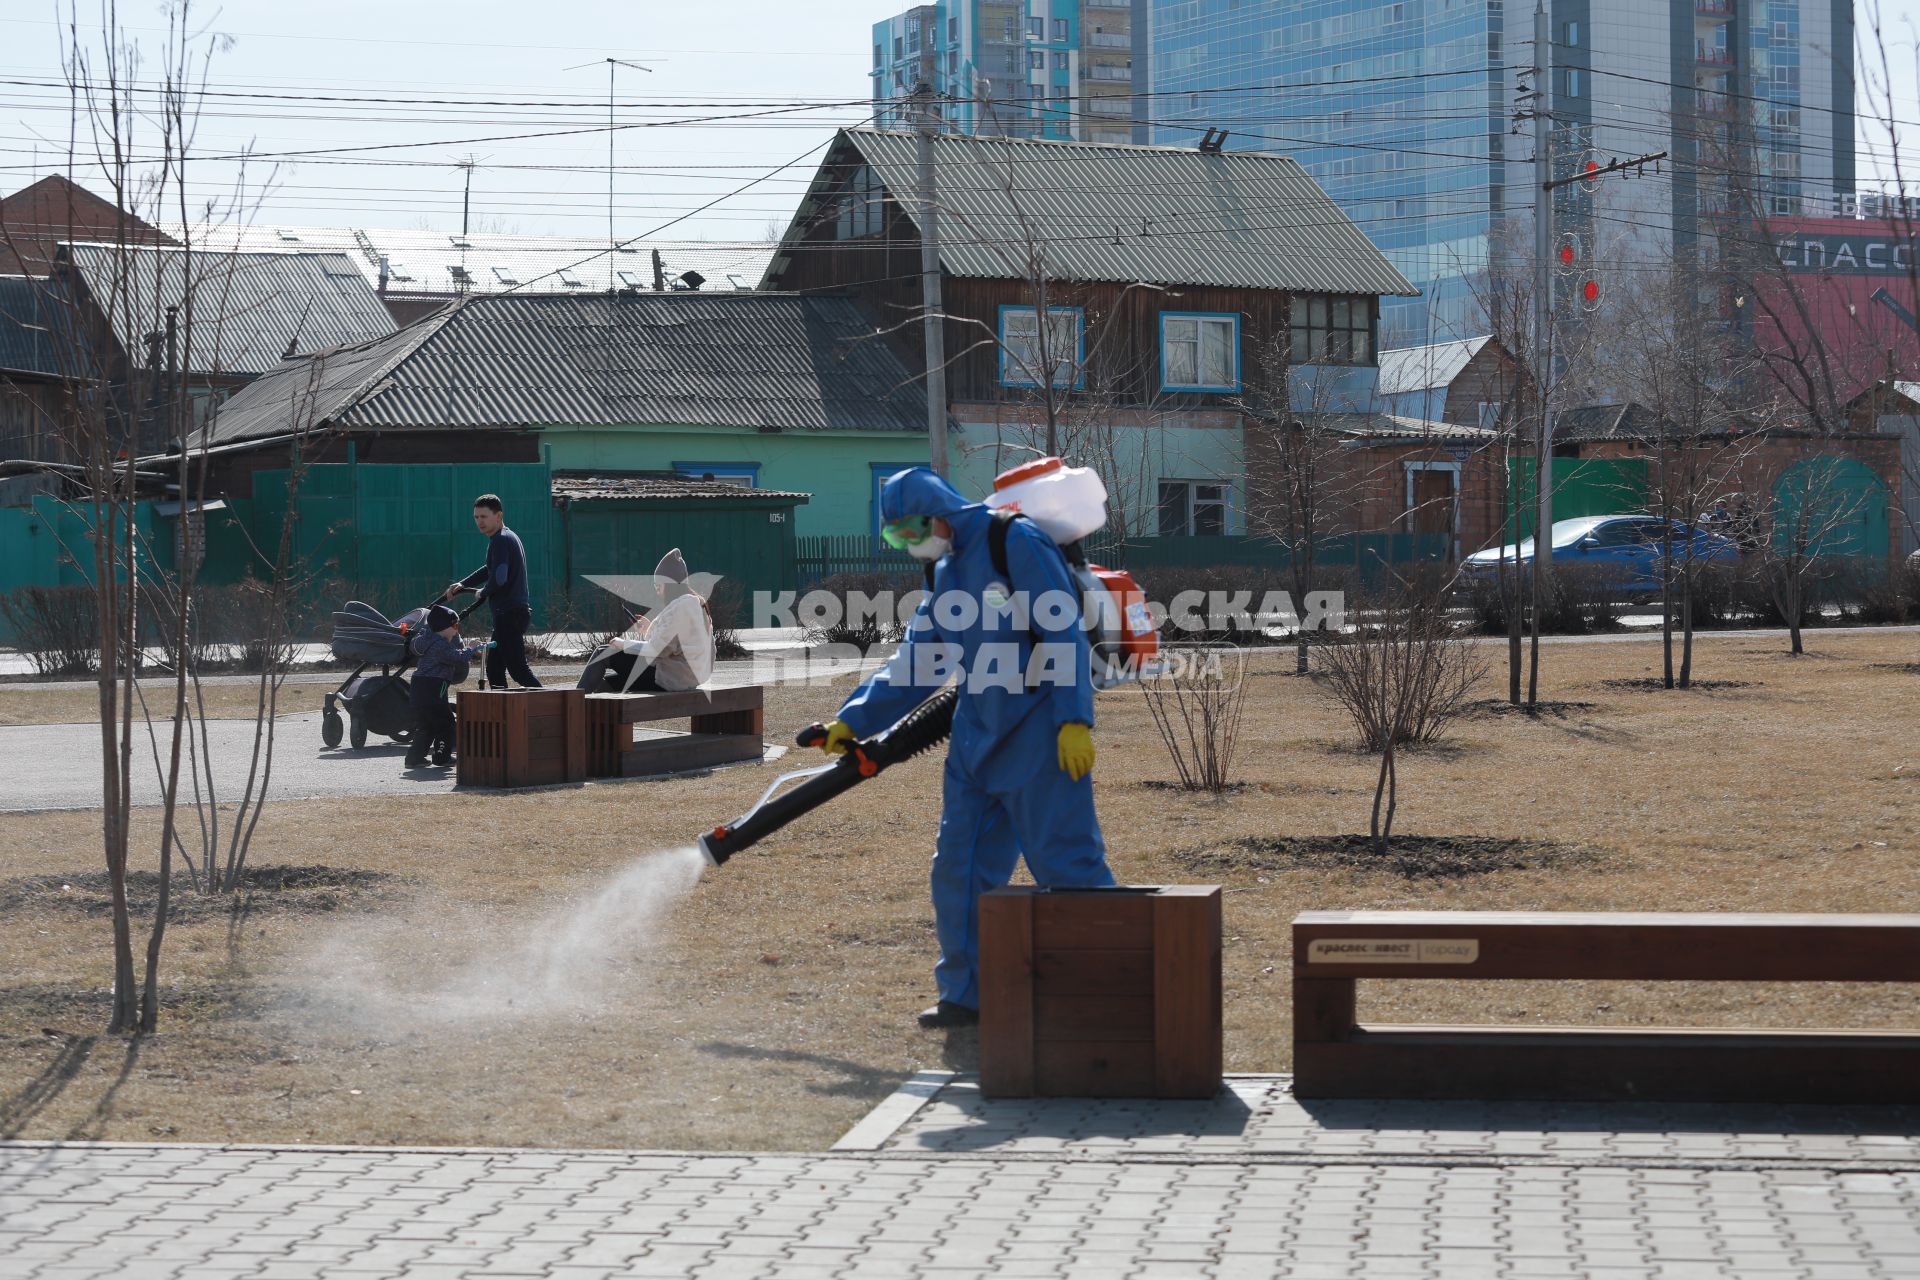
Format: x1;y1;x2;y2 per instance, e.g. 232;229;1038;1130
1293;910;1920;1104
582;685;765;778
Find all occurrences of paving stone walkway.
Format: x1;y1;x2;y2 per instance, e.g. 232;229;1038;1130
4;1075;1918;1279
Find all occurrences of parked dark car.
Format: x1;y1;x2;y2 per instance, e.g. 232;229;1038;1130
1461;515;1741;594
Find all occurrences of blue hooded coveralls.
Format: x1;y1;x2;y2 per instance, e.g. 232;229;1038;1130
834;467;1114;1010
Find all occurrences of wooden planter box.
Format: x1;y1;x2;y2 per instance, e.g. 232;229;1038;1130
979;885;1222;1099
583;686;765;778
456;688;587;789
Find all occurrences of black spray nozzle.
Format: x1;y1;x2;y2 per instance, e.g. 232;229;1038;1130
697;687;959;867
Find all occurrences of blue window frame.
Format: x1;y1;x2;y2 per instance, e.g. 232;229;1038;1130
1159;311;1241;392
673;461;759;487
998;305;1085;389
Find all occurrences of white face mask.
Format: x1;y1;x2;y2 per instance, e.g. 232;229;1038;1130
905;534;951;562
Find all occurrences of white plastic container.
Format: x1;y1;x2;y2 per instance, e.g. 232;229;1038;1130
985;456;1109;544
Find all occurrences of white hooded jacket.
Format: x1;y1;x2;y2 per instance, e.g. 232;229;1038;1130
608;548;713;691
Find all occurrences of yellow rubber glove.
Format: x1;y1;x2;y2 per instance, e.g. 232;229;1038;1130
819;719;855;756
1056;722;1095;782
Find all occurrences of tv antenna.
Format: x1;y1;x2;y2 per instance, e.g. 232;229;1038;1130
451;153;491;237
565;57;653;288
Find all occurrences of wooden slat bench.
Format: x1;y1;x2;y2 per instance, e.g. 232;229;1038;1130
1293;910;1920;1104
583;686;765;778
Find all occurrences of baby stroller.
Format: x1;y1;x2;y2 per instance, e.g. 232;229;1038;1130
323;598;473;749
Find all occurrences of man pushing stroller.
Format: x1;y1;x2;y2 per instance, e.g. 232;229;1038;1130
406;603;485;771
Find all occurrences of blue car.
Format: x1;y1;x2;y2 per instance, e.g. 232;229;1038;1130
1461;515;1741;594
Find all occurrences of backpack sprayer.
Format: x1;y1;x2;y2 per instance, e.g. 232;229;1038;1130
695;458;1160;869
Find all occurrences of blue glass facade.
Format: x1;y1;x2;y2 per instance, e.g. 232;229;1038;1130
1145;1;1506;348
870;2;1134;144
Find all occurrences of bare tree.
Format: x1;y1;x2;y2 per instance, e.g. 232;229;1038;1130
1601;269;1762;685
1459;230;1543;705
1318;571;1487;855
1236;327;1365;674
0;3;314;1033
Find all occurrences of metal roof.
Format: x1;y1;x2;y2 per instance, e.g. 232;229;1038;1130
199;291;926;447
1377;336;1493;396
192;310;456;448
768;128;1417;297
552;471;811;502
61;243;397;377
1553;402;1666;443
170;222;778;298
1305;412;1497;443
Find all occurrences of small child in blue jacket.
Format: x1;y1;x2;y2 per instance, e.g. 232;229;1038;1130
407;603;484;770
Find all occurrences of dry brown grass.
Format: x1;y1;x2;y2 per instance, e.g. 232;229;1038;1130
2;629;1917;1151
0;681;327;726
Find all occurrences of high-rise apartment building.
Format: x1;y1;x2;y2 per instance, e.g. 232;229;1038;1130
1140;0;1856;347
869;2;1135;144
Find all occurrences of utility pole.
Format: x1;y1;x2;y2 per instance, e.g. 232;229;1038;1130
457;158;475;238
913;81;950;476
1531;0;1555;572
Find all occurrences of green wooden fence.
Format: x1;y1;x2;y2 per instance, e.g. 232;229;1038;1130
794;529;1452;587
1506;457;1650;542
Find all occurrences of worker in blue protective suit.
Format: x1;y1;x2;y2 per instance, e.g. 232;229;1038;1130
815;466;1112;1029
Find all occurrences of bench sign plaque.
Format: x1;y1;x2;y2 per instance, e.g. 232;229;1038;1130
1308;938;1479;964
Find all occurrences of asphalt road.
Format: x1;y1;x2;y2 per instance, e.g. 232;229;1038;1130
0;650;871;812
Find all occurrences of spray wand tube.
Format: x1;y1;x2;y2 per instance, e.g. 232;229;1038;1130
697;686;958;867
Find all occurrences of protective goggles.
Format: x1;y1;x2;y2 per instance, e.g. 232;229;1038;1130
880;515;937;550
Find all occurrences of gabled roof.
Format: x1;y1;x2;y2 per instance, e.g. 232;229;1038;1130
171;222;778;298
0;175;174;275
768;128;1417;297
59;243;397;377
196;291;927;448
1376;336;1494;396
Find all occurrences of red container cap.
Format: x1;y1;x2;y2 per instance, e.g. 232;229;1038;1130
993;456;1063;491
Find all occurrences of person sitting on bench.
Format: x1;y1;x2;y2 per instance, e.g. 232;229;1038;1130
577;547;715;693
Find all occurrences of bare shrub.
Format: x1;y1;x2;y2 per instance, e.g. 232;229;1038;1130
0;586;100;676
706;579;750;660
226;580;302;673
1320;583;1488;752
1466;563;1637;635
1140;643;1250;792
1319;580;1488;854
805;570;919;650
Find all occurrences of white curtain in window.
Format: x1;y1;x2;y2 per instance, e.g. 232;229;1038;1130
1165;316;1235;388
1199;320;1233;387
1164;317;1199;386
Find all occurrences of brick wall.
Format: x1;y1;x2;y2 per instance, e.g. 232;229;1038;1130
1570;431;1901;563
1244;420;1517;557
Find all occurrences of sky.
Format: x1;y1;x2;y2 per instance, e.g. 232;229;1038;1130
3;0;1919;245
